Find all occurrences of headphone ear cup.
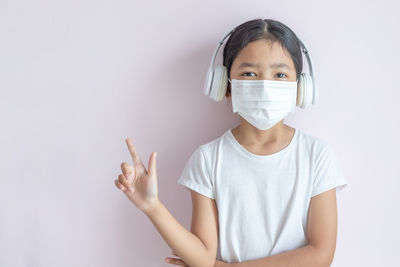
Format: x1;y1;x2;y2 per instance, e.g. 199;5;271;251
297;73;306;108
297;73;314;108
304;73;314;108
210;65;228;102
203;67;213;97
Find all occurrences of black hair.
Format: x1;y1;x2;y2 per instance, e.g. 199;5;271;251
223;18;303;96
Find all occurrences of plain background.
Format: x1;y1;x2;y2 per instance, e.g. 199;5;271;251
1;0;399;266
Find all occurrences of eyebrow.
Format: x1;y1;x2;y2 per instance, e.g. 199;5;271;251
238;62;291;70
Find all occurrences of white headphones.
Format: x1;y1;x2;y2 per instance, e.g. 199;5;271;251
203;27;318;109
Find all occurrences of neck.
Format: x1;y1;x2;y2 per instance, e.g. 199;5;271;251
233;119;292;147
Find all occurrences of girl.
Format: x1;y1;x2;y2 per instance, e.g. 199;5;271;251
114;18;348;267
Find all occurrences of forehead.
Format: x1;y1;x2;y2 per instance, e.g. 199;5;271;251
233;39;292;64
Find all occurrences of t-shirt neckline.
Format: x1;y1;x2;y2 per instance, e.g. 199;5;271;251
226;126;299;160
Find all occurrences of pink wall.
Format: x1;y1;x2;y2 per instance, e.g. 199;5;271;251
0;0;399;266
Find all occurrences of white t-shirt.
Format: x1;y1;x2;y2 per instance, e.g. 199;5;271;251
177;127;348;264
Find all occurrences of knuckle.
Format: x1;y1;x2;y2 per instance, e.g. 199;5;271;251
115;180;125;190
121;163;132;174
118;174;126;182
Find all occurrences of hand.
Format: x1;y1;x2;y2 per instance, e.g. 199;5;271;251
114;137;159;213
165;250;230;266
165;250;188;266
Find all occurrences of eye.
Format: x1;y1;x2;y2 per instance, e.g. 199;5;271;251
275;73;287;78
242;72;256;77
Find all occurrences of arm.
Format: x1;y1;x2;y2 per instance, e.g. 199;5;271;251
145;199;214;267
231;188;338;267
145;194;217;267
118;140;217;267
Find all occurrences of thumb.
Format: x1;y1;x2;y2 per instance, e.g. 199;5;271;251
148;151;157;176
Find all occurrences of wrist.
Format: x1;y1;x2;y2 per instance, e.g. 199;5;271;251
142;197;162;216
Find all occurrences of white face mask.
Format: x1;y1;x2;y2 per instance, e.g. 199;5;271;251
229;78;298;130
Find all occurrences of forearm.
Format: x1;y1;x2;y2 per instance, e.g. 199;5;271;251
231;245;327;267
144;198;214;267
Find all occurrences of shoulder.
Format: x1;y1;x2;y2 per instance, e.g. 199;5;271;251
296;128;333;155
297;130;344;182
182;130;227;171
197;129;229;157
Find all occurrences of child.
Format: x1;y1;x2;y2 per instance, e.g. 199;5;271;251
115;18;348;267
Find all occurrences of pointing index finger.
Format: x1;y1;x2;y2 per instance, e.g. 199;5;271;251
125;137;142;166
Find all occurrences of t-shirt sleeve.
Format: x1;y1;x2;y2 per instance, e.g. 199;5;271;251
177;145;214;199
311;144;348;197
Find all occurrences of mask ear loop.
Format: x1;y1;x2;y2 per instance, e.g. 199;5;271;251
226;78;233;111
